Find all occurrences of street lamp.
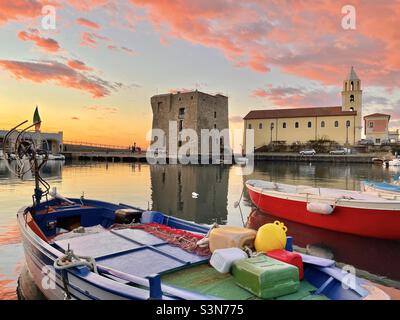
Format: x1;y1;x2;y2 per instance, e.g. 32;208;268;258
270;122;275;144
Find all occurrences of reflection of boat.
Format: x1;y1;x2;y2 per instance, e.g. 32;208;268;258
246;210;400;282
245;180;400;239
362;180;400;196
386;158;400;167
234;157;248;166
47;154;65;161
18;196;388;300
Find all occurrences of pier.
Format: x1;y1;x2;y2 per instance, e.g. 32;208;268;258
62;150;147;162
254;153;377;163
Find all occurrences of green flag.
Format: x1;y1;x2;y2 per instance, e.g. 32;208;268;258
33;106;41;132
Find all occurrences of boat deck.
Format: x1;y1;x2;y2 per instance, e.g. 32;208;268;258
161;264;329;300
54;228;208;278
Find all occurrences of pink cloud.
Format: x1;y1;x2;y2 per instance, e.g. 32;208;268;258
80;31;110;48
0;59;120;98
128;0;400;88
76;17;100;29
67;59;93;71
17;29;60;53
252;85;340;108
0;1;43;25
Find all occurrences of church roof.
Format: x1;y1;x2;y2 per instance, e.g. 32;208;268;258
243;106;357;120
348;66;359;80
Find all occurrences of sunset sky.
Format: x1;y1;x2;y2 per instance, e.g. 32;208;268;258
0;0;399;147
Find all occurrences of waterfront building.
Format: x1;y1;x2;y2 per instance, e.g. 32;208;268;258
243;67;363;148
364;113;391;145
0;129;63;154
389;130;399;143
150;90;229;156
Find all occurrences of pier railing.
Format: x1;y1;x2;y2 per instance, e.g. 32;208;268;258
63;140;130;151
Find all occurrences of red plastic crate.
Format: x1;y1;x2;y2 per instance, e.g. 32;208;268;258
266;249;304;280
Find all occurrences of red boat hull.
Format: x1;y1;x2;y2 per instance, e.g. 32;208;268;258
247;188;400;239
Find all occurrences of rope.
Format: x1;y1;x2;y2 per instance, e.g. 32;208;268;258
54;245;98;273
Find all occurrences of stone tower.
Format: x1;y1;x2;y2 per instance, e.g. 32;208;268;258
150;90;229;158
342;66;362;142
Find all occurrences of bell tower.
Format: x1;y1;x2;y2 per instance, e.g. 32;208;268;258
342;66;362;142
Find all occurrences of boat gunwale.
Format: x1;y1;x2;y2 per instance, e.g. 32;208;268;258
246;181;400;211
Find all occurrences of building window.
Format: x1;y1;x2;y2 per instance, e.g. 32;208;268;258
179;108;185;116
179;120;183;132
350;107;354;111
350;94;354;102
308;121;312;128
346;120;351;127
248;124;252;129
214;124;217;129
283;122;287;129
369;121;374;128
157;101;162;112
191;96;193;100
321;121;325;128
376;138;381;144
350;81;354;90
259;123;263;129
214;111;217;118
295;122;299;128
334;121;339;128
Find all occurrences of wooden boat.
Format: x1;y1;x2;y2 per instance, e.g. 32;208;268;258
18;197;389;300
246;180;400;240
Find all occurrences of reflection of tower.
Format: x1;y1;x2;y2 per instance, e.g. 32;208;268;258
150;165;229;223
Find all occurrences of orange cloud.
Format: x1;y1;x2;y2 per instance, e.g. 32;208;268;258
67;59;93;71
80;31;110;48
252;85;340;108
17;29;60;53
76;17;100;29
0;1;43;25
129;0;400;88
0;59;120;98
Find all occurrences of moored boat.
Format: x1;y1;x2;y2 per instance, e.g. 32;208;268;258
245;180;400;240
17;196;389;300
362;180;400;197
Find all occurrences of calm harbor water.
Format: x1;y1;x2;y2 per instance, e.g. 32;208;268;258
0;160;399;299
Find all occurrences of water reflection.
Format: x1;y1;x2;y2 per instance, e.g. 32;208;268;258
0;160;64;181
150;165;229;224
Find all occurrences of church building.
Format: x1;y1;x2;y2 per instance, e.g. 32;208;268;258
243;67;363;148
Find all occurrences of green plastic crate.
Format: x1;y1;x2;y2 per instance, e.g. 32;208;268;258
232;255;300;299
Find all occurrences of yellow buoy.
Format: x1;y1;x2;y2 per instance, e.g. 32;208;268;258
254;221;288;252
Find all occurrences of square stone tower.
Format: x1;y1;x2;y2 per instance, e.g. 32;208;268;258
150;90;229;156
